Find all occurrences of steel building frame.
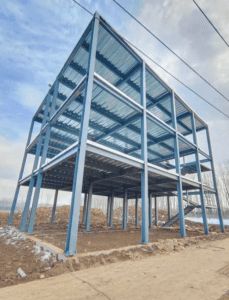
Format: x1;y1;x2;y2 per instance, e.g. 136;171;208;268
8;12;224;255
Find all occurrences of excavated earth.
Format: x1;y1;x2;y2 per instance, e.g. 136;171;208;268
0;205;228;290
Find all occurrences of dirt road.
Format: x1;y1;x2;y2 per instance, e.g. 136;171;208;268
1;238;229;300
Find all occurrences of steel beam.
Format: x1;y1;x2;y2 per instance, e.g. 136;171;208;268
167;196;171;221
26;173;43;234
191;113;209;234
155;197;158;226
107;196;111;223
85;183;93;232
171;91;186;237
8;119;35;225
82;193;88;223
19;176;35;231
149;193;152;228
51;189;58;225
140;61;149;244
109;191;114;228
135;194;139;226
64;16;99;255
206;127;224;232
123;189;127;230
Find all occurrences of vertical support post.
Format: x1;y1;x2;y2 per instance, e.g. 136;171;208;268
26;124;52;234
191;112;209;234
171;91;186;237
107;196;111;223
149;193;152;228
82;193;88;223
140;61;149;244
19;89;52;231
85;183;93;232
135;194;139;227
49;81;59;118
19;177;35;231
186;191;189;205
51;190;58;225
26;173;43;234
123;189;127;230
8;119;35;225
109;191;114;228
41;93;52;129
155;197;158;226
126;198;128;224
206;127;225;232
64;16;99;255
167;196;171;221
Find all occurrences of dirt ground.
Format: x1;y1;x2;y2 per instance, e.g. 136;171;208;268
1;236;229;299
0;205;215;254
0;206;227;293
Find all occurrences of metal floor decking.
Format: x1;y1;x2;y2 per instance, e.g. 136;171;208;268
20;140;215;199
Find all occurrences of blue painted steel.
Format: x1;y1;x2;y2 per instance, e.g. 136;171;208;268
140;61;149;244
51;189;58;225
191;112;209;234
50;81;59;118
8;119;35;225
100;22;142;63
25;100;54;233
126;197;128;222
171;91;186;237
149;193;152;228
167;196;171;221
123;189;127;230
19;176;35;231
41;93;51;129
26;173;43;234
206;127;225;232
18;98;51;230
107;196;111;223
109;191;114;228
85;183;93;232
82;193;88;223
135;194;139;226
64;16;99;255
155;197;158;226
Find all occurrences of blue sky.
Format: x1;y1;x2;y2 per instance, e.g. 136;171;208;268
0;0;229;202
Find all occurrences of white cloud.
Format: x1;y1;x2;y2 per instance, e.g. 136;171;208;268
15;83;44;110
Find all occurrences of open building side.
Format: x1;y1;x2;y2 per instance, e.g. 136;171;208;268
8;12;224;255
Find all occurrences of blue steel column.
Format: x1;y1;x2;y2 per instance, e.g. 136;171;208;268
26;88;57;234
64;16;99;255
26;77;61;234
155;197;158;226
19;135;43;231
126;197;128;224
51;189;58;225
171;91;186;237
82;193;88;223
167;196;171;221
149;193;152;228
135;194;139;226
206;127;225;232
107;196;111;223
191;112;209;234
8;119;35;225
123;189;127;229
140;61;149;244
109;191;114;228
19;92;52;231
85;183;93;232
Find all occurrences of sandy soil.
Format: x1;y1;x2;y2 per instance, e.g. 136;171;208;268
1;237;229;299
